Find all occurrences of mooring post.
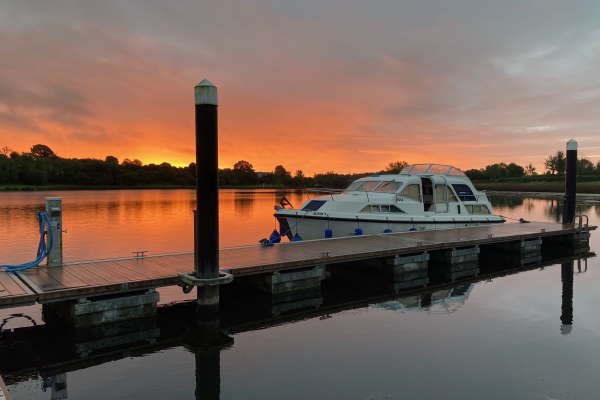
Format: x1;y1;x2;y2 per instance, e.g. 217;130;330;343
560;261;574;335
46;197;63;267
563;139;577;225
179;79;232;313
194;79;220;313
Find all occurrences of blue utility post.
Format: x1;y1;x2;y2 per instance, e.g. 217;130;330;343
46;197;63;267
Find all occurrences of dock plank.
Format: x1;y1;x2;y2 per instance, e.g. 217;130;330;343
3;222;593;304
0;272;36;307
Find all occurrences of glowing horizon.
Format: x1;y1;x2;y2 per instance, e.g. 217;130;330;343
2;1;600;176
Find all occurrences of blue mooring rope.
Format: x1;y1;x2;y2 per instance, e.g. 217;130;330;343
0;212;53;272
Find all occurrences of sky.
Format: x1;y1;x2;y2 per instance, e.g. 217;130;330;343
2;0;600;174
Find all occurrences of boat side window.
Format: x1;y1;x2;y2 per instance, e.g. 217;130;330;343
345;182;362;191
374;181;401;193
451;184;477;201
360;181;381;191
301;200;327;211
435;184;459;202
465;204;491;214
361;205;379;212
360;204;405;213
401;184;422;202
346;181;381;192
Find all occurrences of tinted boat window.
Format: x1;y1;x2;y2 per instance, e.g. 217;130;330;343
360;204;405;213
435;184;459;202
374;181;401;193
400;184;421;202
346;181;381;192
452;184;476;201
301;200;327;211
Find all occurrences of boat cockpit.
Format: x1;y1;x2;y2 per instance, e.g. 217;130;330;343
341;164;490;214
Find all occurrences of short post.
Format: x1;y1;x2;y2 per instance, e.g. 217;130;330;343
46;197;63;267
560;261;574;335
195;79;219;314
563;139;577;225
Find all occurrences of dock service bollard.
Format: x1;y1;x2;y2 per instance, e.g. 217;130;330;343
46;197;63;267
194;79;220;313
563;139;577;225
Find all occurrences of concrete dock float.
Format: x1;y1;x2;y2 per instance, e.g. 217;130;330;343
0;221;594;308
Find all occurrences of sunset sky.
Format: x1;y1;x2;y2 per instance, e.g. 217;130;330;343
2;0;600;174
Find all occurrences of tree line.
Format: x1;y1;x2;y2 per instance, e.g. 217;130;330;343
1;145;598;188
0;144;372;188
464;150;600;181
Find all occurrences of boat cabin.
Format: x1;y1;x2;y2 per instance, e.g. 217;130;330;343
340;164;491;216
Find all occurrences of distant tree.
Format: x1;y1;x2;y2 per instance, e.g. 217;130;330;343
294;170;304;179
233;160;255;174
385;161;409;174
30;144;57;159
1;146;12;157
577;158;594;174
544;151;565;175
506;163;525;177
105;155;119;165
525;163;537;176
273;165;289;177
465;169;485;181
273;165;291;185
122;158;142;167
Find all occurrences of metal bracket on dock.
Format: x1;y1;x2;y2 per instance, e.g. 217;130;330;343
178;271;234;289
576;215;589;229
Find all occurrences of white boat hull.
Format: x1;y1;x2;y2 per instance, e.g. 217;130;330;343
276;215;503;240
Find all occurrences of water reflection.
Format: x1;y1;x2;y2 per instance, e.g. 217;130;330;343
0;251;591;399
561;261;574;335
0;190;309;264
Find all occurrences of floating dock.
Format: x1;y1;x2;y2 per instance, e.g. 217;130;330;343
0;221;593;308
0;249;591;386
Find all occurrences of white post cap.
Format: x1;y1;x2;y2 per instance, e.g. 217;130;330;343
567;139;578;151
194;79;218;105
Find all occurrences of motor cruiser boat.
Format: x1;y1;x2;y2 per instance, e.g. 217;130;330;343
275;164;504;240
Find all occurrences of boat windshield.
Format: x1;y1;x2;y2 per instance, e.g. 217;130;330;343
345;180;381;192
400;164;466;176
373;181;402;193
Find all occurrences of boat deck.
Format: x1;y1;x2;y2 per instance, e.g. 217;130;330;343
0;221;593;307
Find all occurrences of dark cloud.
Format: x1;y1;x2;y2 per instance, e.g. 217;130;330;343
1;0;600;171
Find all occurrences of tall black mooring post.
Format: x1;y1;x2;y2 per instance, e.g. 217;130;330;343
194;79;220;313
560;261;574;335
179;80;232;314
563;139;577;225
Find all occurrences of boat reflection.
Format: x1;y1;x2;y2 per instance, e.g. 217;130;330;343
0;251;592;399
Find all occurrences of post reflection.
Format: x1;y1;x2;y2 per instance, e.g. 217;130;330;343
561;261;574;335
185;317;233;400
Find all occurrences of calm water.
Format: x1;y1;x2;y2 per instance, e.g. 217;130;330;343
1;189;599;399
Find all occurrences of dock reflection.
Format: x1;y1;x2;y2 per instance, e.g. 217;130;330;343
0;251;591;399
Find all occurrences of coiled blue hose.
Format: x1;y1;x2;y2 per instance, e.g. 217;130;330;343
1;212;53;272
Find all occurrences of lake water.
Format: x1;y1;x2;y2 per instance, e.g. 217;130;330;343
0;189;599;399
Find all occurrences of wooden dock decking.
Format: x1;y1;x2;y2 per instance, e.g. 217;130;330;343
0;222;594;307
